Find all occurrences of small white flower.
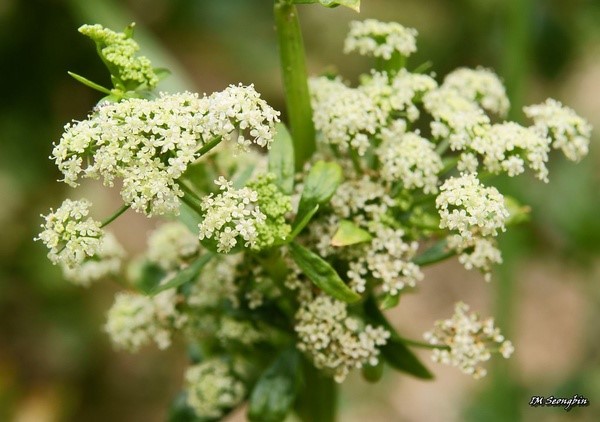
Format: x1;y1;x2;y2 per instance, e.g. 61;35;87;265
524;98;592;162
62;232;125;286
436;174;509;239
147;221;199;270
377;130;443;193
184;359;245;419
447;235;502;282
36;198;104;269
442;67;510;116
344;19;418;59
424;302;513;378
310;76;383;156
295;294;390;383
104;289;186;352
198;178;266;253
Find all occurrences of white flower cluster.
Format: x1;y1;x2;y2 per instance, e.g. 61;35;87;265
184;359;246;419
295;294;390;383
436;174;509;239
442;67;510;116
198;177;266;253
524;98;592;162
424;302;514;379
217;317;265;346
377;128;443;193
62;232;125;286
344;19;418;59
187;255;242;309
424;87;490;151
310;76;383;156
330;177;394;224
361;70;437;122
147;222;199;270
36;198;104;269
104;290;186;352
471;122;551;181
348;225;422;294
53;85;279;216
447;235;502;282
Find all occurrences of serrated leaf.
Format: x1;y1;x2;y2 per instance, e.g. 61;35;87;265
151;254;212;295
331;220;372;247
268;123;295;195
412;239;455;266
289;242;360;303
248;348;302;422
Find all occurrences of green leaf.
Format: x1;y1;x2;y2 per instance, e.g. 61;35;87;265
380;339;433;379
331;220;372;247
154;67;171;81
289;242;360;303
379;293;400;310
151;254;212;295
248;348;302;422
364;296;433;379
293;161;343;235
287;204;319;241
67;71;112;95
135;261;167;294
167;392;203;422
268;123;295;195
412;239;455;266
504;196;531;226
362;360;384;383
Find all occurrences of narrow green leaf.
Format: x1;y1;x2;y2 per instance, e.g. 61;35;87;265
151;254;212;295
136;261;167;294
379;293;400;310
412;239;455;266
248;348;302;422
299;161;343;209
288;204;319;241
290;161;342;239
68;71;112;95
289;242;360;303
154;67;171;81
362;360;384;383
504;196;531;226
331;220;372;247
268;123;295;195
364;296;434;380
380;339;433;379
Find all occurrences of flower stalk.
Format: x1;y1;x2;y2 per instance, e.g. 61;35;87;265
274;0;316;170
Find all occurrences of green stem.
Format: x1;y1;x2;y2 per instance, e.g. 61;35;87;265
397;337;449;351
196;136;222;157
180;192;203;217
100;204;130;228
295;357;337;422
274;0;316;170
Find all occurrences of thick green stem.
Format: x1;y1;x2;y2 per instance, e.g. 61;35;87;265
295;357;337;422
274;1;316;170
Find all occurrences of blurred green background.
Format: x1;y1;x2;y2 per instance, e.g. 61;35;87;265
1;0;599;421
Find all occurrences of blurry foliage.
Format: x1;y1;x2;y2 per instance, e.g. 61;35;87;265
1;0;599;420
